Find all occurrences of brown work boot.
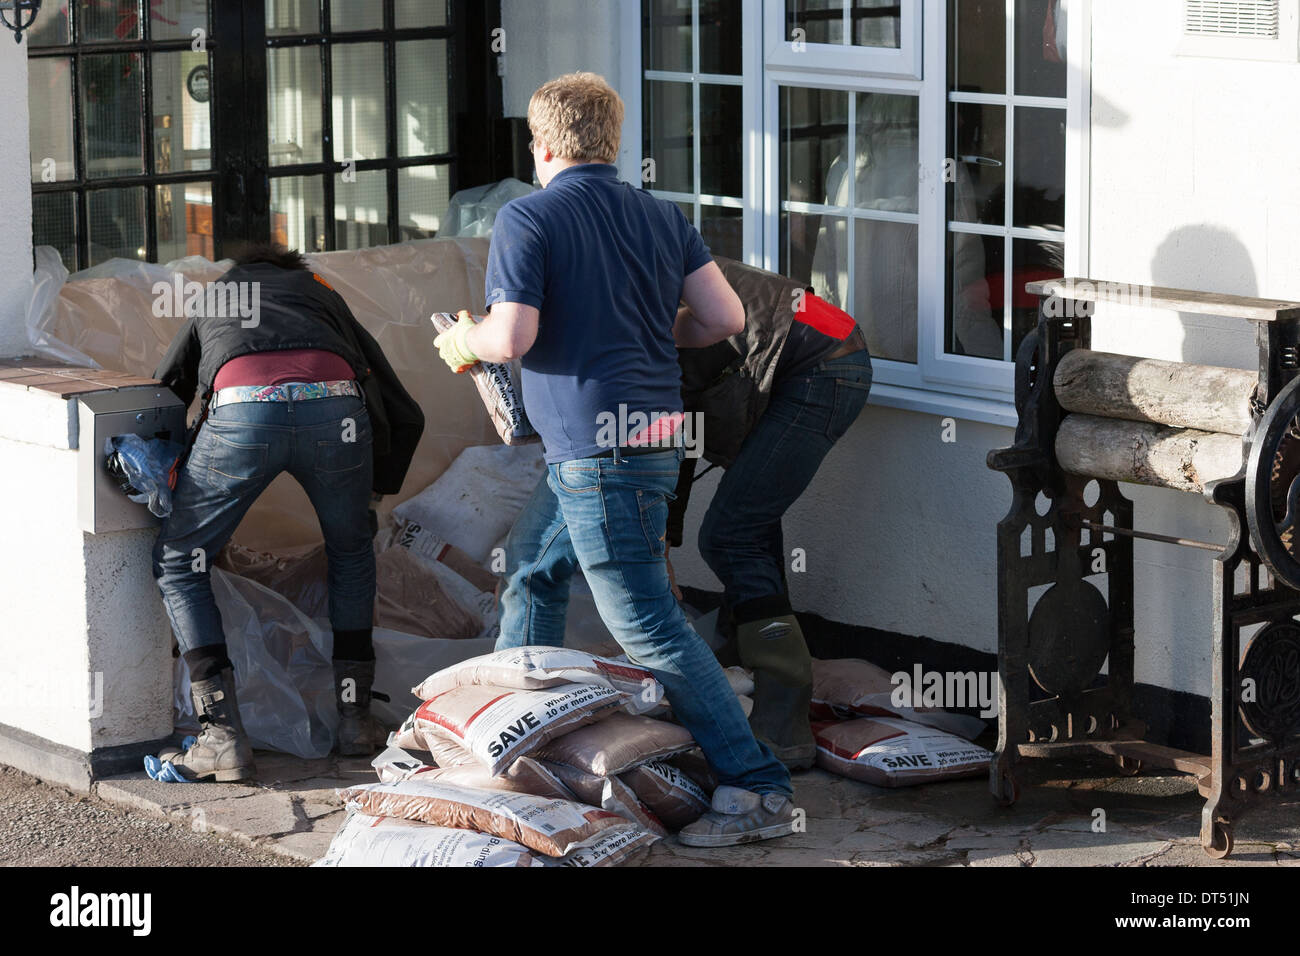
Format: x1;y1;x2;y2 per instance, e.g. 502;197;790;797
150;668;255;782
334;659;384;756
735;599;816;771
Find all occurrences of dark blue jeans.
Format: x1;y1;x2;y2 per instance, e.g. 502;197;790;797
699;349;873;607
153;395;375;653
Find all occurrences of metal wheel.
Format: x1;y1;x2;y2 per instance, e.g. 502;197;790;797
1246;374;1300;590
1114;754;1143;776
1204;822;1234;860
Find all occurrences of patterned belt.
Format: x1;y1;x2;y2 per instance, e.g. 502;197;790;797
211;379;361;409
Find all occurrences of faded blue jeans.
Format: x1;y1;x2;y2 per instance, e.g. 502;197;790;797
496;447;792;797
153;394;375;653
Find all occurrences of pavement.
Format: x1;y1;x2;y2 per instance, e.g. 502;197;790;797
84;749;1300;867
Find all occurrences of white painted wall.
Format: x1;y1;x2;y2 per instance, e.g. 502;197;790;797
501;0;626;115
0;35;33;357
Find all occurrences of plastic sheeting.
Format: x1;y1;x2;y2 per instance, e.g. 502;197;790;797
440;178;537;238
29;237;501;550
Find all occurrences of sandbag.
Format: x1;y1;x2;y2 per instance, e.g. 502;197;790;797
338;779;641;857
811;658;986;740
430;311;539;446
374;546;481;640
314;810;539;867
372;745;430;783
370;630;497;728
534;712;695;776
412;757;576;802
392;443;546;563
217;543;331;620
389;713;478;767
400;682;628;775
667;749;718;795
619;761;711;830
538;827;659;867
543;761;667;837
813;717;991;787
389;519;499;593
412;647;663;714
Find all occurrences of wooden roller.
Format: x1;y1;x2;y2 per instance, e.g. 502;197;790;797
1055;414;1245;494
1054;349;1256;436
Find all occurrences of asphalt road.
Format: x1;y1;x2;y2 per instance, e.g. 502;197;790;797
0;765;297;867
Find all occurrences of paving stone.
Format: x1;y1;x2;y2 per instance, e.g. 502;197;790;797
967;848;1029;867
870;817;958;848
1023;827;1171;867
96;772;260;815
267;824;340;864
188;792;301;840
251;754;337;786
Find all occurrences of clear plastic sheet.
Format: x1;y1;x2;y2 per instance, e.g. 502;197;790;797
30;237;500;550
440;178;537;238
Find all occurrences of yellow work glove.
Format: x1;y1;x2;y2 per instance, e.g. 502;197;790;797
433;309;480;373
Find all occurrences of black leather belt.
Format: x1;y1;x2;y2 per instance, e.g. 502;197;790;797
592;444;680;458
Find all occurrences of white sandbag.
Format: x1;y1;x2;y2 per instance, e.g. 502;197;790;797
314;810;539;867
813;717;991;787
392;443;546;563
371;629;497;727
430;311;539;446
411;647;663;715
538;826;659;867
372;745;430;783
402;682;628;775
211;568;336;758
810;658;986;740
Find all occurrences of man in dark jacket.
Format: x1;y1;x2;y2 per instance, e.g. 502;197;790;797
147;242;424;783
665;256;873;770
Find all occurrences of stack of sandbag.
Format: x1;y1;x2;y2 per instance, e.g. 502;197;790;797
317;647;728;866
807;658;992;787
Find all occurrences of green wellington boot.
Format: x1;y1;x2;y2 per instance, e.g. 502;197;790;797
734;597;816;771
157;668;256;782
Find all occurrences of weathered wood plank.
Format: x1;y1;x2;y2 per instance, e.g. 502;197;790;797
1054;349;1255;436
1026;277;1300;322
1055;414;1244;493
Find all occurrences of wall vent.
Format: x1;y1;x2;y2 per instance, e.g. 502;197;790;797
1185;0;1281;38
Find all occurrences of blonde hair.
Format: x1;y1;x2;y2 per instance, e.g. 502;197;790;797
527;72;624;164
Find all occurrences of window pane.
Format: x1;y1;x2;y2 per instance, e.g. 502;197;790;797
331;0;383;31
153;52;212;173
88;188;147;266
699;0;743;74
1016;0;1067;98
643;80;694;194
268;47;323;167
267;0;319;35
156;182;214;264
398;165;450;241
1014;107;1065;230
700;205;742;260
1011;237;1063;354
850;0;900;48
676;201;696;224
27;5;70;46
33;193;78;271
946;230;1004;359
950;0;1005;95
643;0;693;72
397;39;450;157
271;176;326;252
333;43;387;162
787;0;843;45
29;58;75;183
396;0;449;28
82;54;144;180
856;219;917;363
80;2;141;42
855;92;918;213
780;86;848;207
335;170;388;250
700;84;741;198
153;1;210;42
947;101;1004;226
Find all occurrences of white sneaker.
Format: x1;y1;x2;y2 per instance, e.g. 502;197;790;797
677;785;796;847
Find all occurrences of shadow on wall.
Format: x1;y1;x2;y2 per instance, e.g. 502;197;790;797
1151;224;1258;369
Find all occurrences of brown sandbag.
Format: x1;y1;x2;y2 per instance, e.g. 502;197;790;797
619;761;711;830
534;711;695;776
412;756;576;802
541;760;668;837
374;545;481;640
813;717;991;787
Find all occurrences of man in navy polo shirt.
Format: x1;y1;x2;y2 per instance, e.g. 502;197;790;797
433;72;794;847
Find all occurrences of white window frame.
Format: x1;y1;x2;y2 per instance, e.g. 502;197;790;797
765;0;923;79
628;0;1091;425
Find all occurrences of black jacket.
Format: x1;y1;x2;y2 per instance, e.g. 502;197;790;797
666;258;849;547
154;263;425;496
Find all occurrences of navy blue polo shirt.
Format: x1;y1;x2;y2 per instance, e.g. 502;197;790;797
484;163;713;464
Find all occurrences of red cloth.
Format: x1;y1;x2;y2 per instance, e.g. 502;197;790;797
793;293;856;340
213;349;355;390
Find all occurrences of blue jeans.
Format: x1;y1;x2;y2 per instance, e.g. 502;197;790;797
496;447;792;797
153;394;375;653
699;349;873;607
